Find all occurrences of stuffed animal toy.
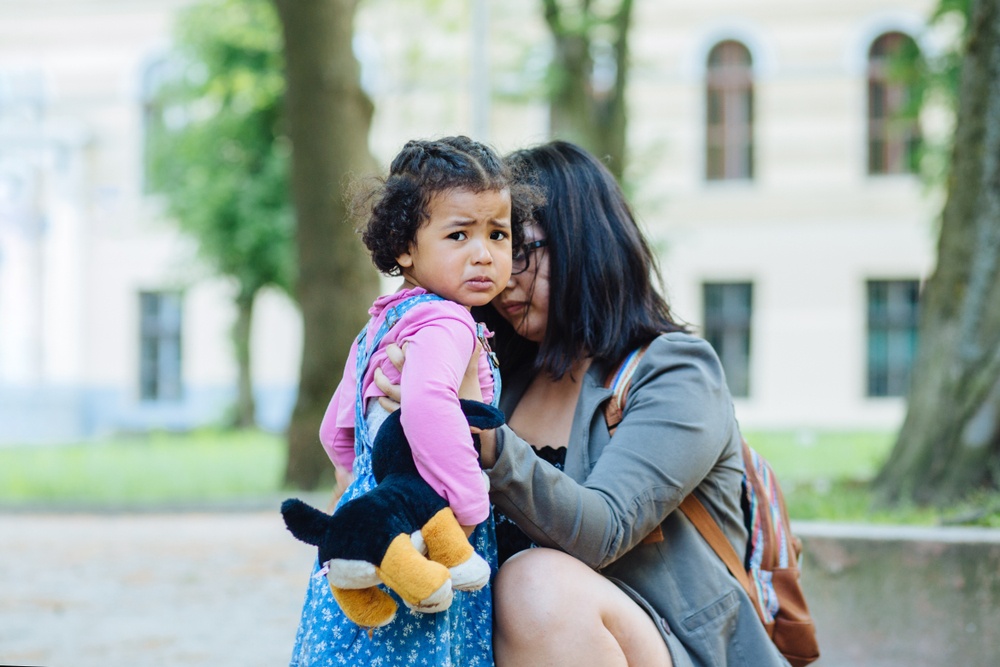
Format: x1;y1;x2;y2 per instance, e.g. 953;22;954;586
282;399;504;629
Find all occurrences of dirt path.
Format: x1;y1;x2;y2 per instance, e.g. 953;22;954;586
0;511;317;667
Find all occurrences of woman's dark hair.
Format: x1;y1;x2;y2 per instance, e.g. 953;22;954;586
359;136;539;275
476;140;687;379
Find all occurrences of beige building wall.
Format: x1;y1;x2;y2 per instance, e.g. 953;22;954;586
627;0;940;430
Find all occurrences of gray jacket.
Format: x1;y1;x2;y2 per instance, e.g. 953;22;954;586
487;332;789;667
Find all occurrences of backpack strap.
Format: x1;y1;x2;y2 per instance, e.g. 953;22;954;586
602;345;648;434
603;345;766;622
679;494;767;626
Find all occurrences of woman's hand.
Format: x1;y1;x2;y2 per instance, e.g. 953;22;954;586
457;341;498;467
374;341;486;404
459;341;485;403
374;342;406;412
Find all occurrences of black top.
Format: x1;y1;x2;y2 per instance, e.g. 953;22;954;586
493;445;567;565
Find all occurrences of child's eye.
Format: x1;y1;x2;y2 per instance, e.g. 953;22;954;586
490;230;509;241
448;232;467;241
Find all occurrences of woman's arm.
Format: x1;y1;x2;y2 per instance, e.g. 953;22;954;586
487;335;742;569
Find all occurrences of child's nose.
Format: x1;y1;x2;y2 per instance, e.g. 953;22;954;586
471;241;493;263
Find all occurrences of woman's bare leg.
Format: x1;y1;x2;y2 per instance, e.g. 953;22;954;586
493;548;672;667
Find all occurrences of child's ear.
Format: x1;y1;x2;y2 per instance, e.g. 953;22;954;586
396;250;414;269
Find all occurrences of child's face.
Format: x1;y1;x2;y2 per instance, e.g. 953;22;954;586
396;187;513;309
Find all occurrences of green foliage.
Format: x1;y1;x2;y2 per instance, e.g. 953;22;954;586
148;0;293;300
900;0;974;187
539;0;634;179
783;481;1000;527
747;430;894;521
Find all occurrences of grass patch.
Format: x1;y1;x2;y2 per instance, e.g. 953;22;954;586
3;427;997;526
0;429;310;509
744;430;893;486
742;430;918;524
745;429;1000;526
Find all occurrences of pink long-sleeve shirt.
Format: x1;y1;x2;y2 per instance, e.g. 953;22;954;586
319;287;495;526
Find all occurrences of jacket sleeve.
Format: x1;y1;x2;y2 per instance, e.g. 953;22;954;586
486;334;742;569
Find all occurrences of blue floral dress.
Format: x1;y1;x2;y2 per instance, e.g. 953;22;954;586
290;292;499;667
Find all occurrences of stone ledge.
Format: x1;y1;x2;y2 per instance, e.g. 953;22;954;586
794;522;1000;667
794;520;1000;543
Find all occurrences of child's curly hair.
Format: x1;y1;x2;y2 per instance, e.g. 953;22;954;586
359;136;543;276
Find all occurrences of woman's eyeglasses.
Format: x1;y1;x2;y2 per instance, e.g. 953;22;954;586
511;239;548;276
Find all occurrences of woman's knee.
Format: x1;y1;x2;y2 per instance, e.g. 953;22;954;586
495;550;559;623
494;549;597;631
493;549;673;666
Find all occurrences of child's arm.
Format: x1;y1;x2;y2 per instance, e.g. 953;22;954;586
319;380;356;472
375;339;486;537
318;381;357;508
398;315;490;528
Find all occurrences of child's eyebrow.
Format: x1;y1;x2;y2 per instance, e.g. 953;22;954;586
444;217;510;227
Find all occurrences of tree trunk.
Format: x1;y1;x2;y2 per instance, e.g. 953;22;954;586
273;0;379;490
232;289;256;429
874;0;1000;507
542;0;634;181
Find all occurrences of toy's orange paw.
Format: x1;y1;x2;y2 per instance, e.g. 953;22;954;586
422;508;475;567
330;584;397;628
377;533;452;609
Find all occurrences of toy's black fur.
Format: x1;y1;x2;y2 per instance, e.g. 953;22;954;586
282;400;504;567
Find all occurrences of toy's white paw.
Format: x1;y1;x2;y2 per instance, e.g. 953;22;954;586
325;559;380;589
401;579;453;614
410;530;427;555
449;552;490;591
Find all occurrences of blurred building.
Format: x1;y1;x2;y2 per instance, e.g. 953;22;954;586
0;0;941;443
629;0;940;431
0;0;300;442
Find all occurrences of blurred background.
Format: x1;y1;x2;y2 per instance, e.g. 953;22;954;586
0;0;995;520
0;0;940;439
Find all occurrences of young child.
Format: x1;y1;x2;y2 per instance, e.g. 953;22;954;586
289;136;538;667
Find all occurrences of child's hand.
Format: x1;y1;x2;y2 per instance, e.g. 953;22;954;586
328;467;355;511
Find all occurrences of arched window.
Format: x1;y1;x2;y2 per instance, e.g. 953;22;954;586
867;32;921;175
705;40;753;181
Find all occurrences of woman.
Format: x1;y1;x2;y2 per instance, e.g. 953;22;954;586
381;141;788;666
